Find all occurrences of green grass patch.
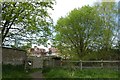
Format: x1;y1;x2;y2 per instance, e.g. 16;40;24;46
43;68;71;78
2;64;27;78
74;68;119;78
2;64;41;79
43;67;119;78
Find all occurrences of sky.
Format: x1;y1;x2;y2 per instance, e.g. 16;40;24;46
49;0;97;24
49;0;120;24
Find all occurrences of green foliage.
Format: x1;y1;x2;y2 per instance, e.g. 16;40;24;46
81;50;120;60
2;1;55;47
74;68;119;78
54;2;118;59
55;5;102;57
43;68;119;78
94;2;117;50
43;68;71;78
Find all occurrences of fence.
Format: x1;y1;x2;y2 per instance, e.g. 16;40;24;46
62;60;120;70
44;59;120;70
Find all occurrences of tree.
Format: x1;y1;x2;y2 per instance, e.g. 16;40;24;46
1;1;55;47
94;2;117;51
54;2;118;60
55;5;102;57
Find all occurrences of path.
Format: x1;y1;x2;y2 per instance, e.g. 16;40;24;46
29;71;44;80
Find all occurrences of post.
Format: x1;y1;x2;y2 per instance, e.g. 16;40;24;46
80;60;82;70
101;59;103;68
60;59;62;67
52;59;54;68
41;55;43;69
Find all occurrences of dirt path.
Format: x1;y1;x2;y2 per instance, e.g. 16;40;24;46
29;71;44;80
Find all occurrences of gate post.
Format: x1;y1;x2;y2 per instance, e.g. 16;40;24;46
101;59;103;68
80;60;82;70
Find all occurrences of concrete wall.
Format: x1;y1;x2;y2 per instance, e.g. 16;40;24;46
43;56;61;67
27;56;43;68
2;47;27;65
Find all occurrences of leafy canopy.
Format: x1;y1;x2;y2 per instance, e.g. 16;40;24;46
1;0;55;48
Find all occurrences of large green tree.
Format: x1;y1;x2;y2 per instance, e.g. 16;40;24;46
1;0;55;47
55;5;102;57
55;2;118;59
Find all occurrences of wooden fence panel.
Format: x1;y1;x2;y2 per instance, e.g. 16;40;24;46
44;60;120;70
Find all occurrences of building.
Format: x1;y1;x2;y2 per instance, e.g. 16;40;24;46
28;46;59;57
47;47;59;56
27;46;46;57
27;45;61;68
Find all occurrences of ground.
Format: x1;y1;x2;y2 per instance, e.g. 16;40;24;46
29;71;44;78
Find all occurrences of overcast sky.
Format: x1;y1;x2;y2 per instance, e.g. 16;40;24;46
49;0;97;24
49;0;119;24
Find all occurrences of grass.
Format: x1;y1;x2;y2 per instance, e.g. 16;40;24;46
2;64;120;79
2;64;41;80
43;68;71;78
43;67;120;78
74;68;119;78
0;63;2;80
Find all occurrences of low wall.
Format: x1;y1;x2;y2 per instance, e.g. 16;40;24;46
2;47;27;65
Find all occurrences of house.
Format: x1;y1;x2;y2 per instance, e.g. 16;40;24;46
27;46;46;57
46;47;59;56
27;45;60;57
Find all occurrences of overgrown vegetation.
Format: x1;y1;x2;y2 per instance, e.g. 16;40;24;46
2;64;41;79
2;64;28;79
2;1;55;47
43;68;119;78
81;49;120;60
